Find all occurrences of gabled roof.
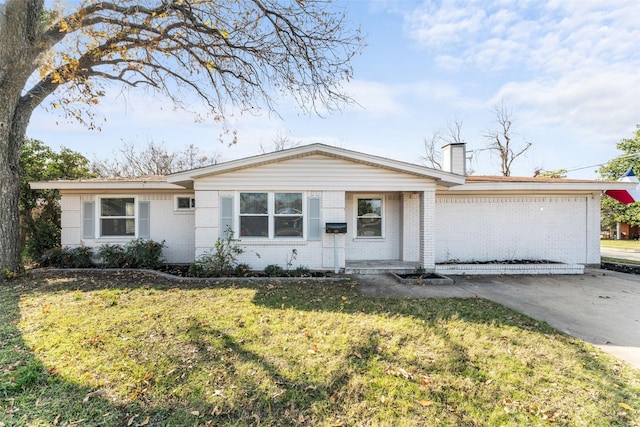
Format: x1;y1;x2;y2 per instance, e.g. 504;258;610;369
167;143;466;188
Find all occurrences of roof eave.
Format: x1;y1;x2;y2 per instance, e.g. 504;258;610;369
29;180;188;191
444;181;638;193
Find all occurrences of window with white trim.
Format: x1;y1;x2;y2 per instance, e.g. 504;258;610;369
100;197;135;236
176;196;195;210
356;197;383;237
239;192;303;238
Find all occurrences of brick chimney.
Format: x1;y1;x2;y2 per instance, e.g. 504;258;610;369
442;143;467;176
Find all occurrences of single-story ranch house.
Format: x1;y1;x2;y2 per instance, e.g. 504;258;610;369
31;143;635;275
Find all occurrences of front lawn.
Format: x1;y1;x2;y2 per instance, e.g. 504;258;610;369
1;271;639;426
601;239;640;250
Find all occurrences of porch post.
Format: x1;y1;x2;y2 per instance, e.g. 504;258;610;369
420;184;436;271
401;192;420;262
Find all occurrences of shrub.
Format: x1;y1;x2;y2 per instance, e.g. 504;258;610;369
188;259;209;278
98;239;165;269
39;247;65;267
264;264;284;277
24;219;60;260
66;246;94;268
293;265;311;277
38;246;94;268
235;263;253;277
97;244;127;268
189;229;244;277
124;239;165;269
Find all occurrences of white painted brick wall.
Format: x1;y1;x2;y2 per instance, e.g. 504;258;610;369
196;190;332;270
140;194;195;263
194;190;219;258
61;195;81;247
585;194;602;264
401;192;420;262
61;193;195;264
435;195;598;264
420;185;436;270
321;191;346;269
237;241;325;271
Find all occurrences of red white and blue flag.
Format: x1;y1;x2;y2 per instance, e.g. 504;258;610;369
605;167;640;204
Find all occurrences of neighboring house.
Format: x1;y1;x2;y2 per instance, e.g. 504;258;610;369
604;223;639;240
30;143;635;274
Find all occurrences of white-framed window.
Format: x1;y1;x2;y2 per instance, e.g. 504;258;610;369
239;192;304;238
356;196;383;238
83;197;150;239
176;196;196;210
100;197;136;236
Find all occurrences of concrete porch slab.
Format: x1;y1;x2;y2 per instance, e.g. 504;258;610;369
345;260;420;275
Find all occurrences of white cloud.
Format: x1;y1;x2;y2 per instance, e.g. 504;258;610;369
404;0;640;154
406;0;640;74
342;80;408;116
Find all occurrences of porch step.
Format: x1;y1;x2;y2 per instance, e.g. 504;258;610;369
345;260;420;275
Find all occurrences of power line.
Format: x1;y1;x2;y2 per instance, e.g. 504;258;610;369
565;152;640;173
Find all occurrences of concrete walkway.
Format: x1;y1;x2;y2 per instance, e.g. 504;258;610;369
357;268;640;370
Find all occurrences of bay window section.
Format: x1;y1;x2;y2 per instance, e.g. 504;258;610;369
240;193;268;237
239;192;304;238
274;193;303;237
357;197;382;237
100;197;135;236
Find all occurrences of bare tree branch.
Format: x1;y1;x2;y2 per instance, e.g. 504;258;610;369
421;119;466;170
483;101;532;176
92;140;221;177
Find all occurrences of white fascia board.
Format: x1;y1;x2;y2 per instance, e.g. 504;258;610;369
29;180;187;191
444;180;638;193
167;143;466;187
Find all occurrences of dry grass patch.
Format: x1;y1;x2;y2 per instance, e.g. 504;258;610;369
1;270;639;426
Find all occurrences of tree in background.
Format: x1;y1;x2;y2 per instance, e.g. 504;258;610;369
533;168;568;178
599;126;640;232
421;103;531;176
92;141;221;177
259;132;302;154
20;139;94;259
0;1;362;272
421;119;466;170
483;102;532;177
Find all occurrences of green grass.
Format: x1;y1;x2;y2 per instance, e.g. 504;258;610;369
602;256;640;266
1;271;639;426
601;239;640;250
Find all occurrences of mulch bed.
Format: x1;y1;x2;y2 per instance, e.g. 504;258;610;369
601;261;640;275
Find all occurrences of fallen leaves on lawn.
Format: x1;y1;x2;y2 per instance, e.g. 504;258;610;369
386;365;413;380
82;389;106;404
619;402;634;411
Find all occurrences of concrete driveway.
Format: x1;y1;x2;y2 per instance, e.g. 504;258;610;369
601;247;640;261
357;269;640;370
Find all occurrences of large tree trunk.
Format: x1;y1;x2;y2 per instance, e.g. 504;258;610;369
0;111;28;273
0;0;44;273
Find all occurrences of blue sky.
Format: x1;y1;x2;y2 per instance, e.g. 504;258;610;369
29;0;640;178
